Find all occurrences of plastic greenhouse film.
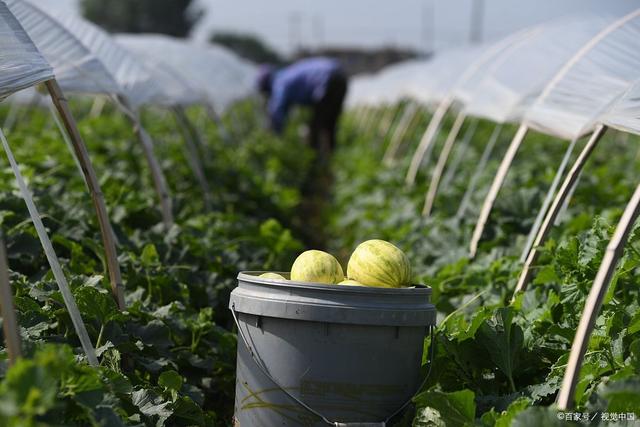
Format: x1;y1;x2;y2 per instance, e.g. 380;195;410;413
0;127;98;366
601;77;640;135
513;10;640;290
115;41;204;107
0;1;52;101
524;10;640;140
115;34;257;112
30;1;162;108
467;14;636;258
13;0;202;108
7;0;120;96
464;15;614;126
404;32;535;187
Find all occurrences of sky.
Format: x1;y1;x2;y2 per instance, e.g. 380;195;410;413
49;0;638;55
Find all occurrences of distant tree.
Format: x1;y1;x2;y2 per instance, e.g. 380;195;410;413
80;0;202;37
210;32;283;64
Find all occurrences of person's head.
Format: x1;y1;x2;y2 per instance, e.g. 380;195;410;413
256;64;275;97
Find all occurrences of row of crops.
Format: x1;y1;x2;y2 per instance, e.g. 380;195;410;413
0;0;640;425
318;9;640;425
1;96;639;425
0;100;315;425
333;109;640;425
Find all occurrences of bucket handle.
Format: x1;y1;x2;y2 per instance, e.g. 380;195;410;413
231;303;436;426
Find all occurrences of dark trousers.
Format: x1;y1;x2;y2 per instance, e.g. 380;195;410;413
299;71;348;249
310;71;348;156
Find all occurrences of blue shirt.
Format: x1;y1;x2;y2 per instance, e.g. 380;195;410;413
268;57;342;132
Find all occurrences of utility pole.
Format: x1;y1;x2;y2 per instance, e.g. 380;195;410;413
470;0;485;43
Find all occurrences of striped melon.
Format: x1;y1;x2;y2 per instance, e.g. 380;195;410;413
347;240;411;288
290;250;344;284
338;279;366;286
259;272;286;280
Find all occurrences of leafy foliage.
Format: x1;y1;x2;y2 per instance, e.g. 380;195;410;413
1;98;640;426
332;106;640;425
0;100;309;425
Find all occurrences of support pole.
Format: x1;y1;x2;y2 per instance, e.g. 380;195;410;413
46;80;125;310
0;126;98;366
441;118;479;190
175;106;212;158
206;105;232;145
2;99;18;132
406;98;451;187
382;103;418;165
519;137;579;262
469;124;528;257
356;106;371;130
557;180;640;410
89;96;106;119
456;123;502;219
377;106;400;140
0;234;21;365
514;125;607;296
49;102;88;189
116;98;174;229
173;109;213;211
423;111;467;216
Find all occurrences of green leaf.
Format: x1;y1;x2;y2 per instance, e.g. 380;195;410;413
140;243;160;267
477;308;524;392
494;397;531;427
413;388;476;427
589;378;640;414
158;370;183;393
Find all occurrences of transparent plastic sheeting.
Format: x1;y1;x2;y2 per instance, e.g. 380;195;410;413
114;45;204;107
30;1;163;108
116;34;258;112
404;47;483;105
450;26;545;108
0;1;52;101
6;0;120;96
524;11;640;140
600;79;640;136
346;47;482;108
346;59;432;107
462;15;616;126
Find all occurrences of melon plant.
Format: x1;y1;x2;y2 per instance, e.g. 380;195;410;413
290;250;344;284
347;239;411;288
259;272;286;280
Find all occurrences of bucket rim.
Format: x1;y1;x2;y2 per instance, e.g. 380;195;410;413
237;271;432;296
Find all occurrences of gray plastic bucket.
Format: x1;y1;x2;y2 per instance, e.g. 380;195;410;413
229;271;437;426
